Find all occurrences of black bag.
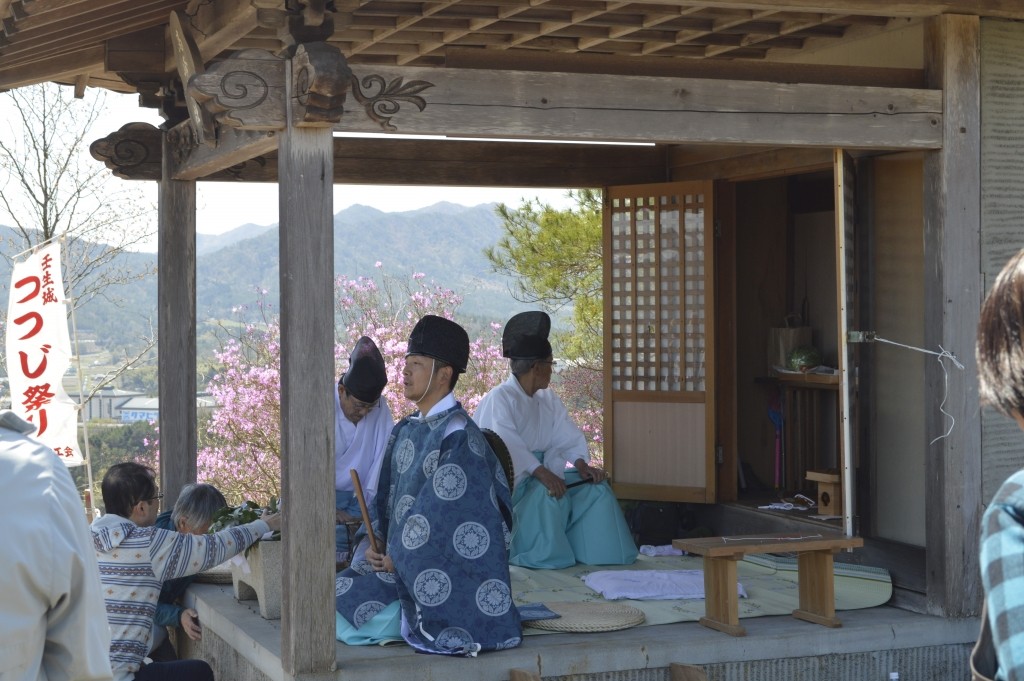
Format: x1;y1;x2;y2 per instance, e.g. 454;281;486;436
972;601;997;681
627;501;691;546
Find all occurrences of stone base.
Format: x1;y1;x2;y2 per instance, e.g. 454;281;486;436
230;540;282;619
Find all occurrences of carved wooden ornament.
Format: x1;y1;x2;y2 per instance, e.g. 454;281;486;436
292;42;351;126
189;49;288;131
89;122;163;181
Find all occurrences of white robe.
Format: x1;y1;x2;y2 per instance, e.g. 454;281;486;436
334;390;394;505
474;374;589;489
475;375;636;568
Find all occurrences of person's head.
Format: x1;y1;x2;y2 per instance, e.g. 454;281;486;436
171;483;227;535
510;356;557;394
978;248;1024;425
338;336;387;425
403;315;469;406
504;311;555;395
101;461;161;527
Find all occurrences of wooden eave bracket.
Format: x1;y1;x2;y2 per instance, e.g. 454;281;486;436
190;48;288;130
89;122;164;181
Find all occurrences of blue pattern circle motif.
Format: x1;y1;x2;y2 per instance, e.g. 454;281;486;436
353;600;388;628
422;449;440;477
334;575;353;596
402;513;431;550
414;568;452;606
435;627;473;651
395;438;416;473
375;570;397;584
393;494;416;523
469;435;485;457
453;521;490;559
433;463;468;501
495;637;523;650
475;578;512;616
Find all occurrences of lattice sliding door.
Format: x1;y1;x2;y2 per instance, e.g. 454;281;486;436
604;181;716;503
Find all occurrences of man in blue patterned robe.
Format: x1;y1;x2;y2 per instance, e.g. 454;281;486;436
335;315;522;656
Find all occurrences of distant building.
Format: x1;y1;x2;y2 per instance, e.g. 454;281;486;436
61;386;218;423
119;394;217;423
118;397;159;423
66;386;145;421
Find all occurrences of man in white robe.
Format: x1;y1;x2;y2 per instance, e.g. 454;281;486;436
475;311;637;568
335;336;394;563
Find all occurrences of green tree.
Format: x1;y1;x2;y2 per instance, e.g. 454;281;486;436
71;420;159;509
486;189;603;366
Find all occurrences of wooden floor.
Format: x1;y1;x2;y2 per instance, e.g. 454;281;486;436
183;583;977;681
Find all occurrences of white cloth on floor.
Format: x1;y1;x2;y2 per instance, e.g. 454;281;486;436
639;544;685;556
582;570;748;601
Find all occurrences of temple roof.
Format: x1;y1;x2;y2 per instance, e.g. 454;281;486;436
3;1;1017;96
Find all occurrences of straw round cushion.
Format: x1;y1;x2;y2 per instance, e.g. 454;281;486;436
524;601;645;633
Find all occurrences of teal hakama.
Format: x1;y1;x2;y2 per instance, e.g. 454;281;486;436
476;375;638;569
508;454;638;568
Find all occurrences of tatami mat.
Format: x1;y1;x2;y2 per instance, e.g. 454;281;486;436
511;553;892;634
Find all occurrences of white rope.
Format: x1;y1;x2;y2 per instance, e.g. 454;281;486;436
873;336;963;445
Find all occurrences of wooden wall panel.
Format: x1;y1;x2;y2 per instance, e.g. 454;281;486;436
612;401;706;488
980;19;1024;502
980;20;1024;278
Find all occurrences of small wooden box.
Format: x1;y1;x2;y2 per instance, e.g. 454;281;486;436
806;470;841;515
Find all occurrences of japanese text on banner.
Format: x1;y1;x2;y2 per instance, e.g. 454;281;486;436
5;242;81;465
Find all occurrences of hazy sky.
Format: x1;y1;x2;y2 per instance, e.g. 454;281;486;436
92;91;577;238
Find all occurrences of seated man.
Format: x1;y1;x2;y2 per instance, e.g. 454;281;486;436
93;462;280;681
475;311;637;569
334;336;393;564
149;483;228;662
334;315;521;655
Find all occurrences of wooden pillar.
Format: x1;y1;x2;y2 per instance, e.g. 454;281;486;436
922;14;982;618
158;132;197;507
278;73;337;675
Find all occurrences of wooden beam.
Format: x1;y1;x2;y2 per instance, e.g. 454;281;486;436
278;93;336;679
330;138;667;186
165;0;259;69
445;47;927;88
157;130;197;513
670;147;833;181
0;44;104;89
646;0;1024;20
335;65;943;149
165;121;280;181
922;13;981;619
99;134;669;186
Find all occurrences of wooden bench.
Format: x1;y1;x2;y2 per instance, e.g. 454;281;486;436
672;533;864;636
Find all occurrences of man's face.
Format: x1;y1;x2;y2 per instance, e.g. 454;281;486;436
533;355;556;391
403;355;437;403
134;487;161;527
338;384;376;425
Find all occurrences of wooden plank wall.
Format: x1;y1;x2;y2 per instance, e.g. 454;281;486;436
980;18;1024;504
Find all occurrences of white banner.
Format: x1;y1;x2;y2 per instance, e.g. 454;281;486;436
6;242;81;465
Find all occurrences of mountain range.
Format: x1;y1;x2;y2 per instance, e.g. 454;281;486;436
0;202;543;357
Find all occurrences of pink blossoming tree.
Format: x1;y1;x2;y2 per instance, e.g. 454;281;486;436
142;267;604;504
